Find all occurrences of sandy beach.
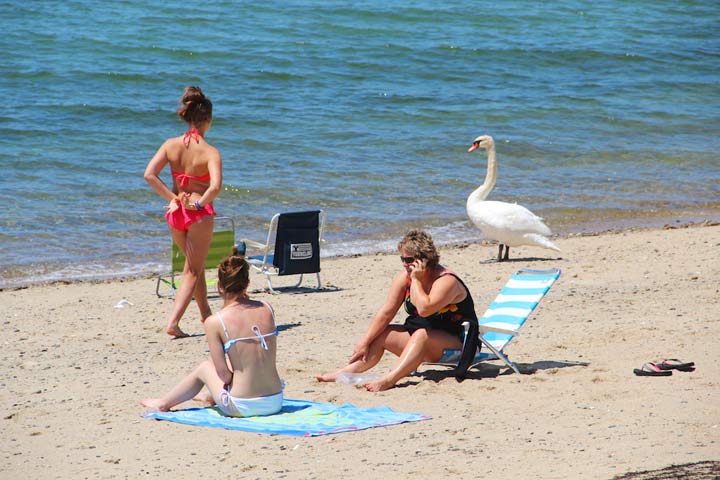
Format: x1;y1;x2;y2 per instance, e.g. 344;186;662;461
1;222;719;479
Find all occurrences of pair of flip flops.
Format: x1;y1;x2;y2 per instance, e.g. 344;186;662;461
634;359;695;376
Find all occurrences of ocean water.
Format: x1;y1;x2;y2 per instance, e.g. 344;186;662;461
2;1;719;288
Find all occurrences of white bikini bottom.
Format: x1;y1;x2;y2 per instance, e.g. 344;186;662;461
218;389;283;418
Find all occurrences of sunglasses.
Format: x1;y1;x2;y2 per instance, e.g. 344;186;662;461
400;256;415;264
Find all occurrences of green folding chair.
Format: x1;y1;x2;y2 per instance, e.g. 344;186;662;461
155;217;236;298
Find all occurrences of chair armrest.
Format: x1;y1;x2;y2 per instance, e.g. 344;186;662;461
478;324;519;336
241;239;267;249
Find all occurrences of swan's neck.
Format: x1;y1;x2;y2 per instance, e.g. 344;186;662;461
468;144;497;203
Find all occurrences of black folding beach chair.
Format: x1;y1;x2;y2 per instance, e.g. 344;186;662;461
242;210;325;293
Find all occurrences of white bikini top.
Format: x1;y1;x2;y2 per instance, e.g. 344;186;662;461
217;301;278;353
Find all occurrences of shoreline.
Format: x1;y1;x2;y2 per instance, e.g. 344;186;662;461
3;217;718;291
2;222;719;479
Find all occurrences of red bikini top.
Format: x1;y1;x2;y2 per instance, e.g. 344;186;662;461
182;128;202;147
174;128;210;186
172;171;211;187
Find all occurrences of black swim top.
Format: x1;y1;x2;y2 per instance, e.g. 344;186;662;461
404;271;478;323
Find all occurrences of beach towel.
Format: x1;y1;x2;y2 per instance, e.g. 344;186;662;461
143;398;430;437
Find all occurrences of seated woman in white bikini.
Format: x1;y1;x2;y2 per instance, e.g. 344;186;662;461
140;248;283;417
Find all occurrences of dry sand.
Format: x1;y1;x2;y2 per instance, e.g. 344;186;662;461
1;223;719;479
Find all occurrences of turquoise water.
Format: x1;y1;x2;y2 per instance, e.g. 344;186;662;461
2;1;719;288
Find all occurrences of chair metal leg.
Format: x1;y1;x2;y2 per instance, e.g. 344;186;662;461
479;338;521;375
257;271;323;294
265;275;278;294
156;272;178;298
169;272;177;298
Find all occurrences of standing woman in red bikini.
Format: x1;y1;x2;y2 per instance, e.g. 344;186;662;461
144;86;222;338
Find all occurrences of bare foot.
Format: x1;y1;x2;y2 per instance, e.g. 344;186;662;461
166;325;189;338
192;391;215;406
140;398;169;411
315;372;338;382
363;377;395;392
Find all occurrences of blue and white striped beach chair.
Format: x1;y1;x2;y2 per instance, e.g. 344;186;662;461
437;267;561;375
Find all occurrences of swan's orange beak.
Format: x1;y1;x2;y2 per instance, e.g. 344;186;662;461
468;143;479;152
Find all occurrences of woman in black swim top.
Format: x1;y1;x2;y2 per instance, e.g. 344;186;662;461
317;229;478;392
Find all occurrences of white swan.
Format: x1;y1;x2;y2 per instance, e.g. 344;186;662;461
466;135;560;261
